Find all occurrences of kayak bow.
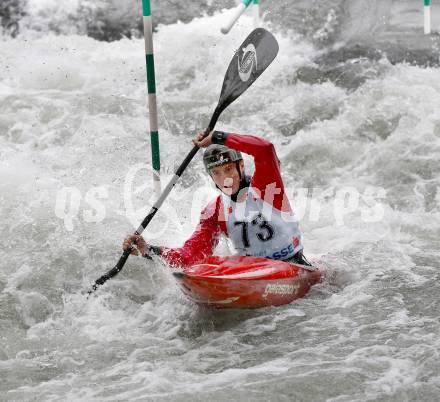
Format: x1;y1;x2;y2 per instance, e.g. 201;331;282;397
173;256;323;309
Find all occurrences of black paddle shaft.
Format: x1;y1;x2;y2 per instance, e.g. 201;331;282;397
88;28;279;295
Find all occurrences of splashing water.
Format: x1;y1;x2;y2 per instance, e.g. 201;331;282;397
1;1;440;401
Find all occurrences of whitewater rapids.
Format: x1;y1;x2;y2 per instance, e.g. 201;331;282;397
1;1;439;401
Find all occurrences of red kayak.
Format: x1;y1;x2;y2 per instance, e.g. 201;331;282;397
172;256;323;309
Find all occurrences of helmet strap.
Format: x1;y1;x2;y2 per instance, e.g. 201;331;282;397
235;161;242;180
231;167;250;202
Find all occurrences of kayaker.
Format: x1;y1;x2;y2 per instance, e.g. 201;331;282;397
123;131;311;266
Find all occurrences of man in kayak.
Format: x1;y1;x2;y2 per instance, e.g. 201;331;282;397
123;130;311;266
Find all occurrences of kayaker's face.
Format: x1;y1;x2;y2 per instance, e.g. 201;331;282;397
209;161;244;196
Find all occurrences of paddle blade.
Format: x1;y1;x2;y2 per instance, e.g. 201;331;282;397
217;28;279;119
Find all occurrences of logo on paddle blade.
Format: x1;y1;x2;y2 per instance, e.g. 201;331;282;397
238;43;257;82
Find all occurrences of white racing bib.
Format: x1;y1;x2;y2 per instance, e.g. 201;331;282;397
222;187;303;260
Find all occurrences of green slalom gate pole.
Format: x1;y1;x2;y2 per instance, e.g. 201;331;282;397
424;0;431;34
253;0;260;29
142;0;161;193
221;0;253;34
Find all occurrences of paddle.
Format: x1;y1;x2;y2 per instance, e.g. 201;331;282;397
87;28;279;295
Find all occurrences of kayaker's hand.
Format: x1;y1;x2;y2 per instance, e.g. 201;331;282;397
192;131;213;148
123;234;147;257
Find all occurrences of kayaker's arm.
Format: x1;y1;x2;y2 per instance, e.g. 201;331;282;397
220;132;292;212
123;198;226;267
160;197;227;267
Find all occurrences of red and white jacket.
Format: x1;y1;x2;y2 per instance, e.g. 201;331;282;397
159;133;303;267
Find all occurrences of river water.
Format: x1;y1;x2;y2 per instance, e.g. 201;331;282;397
1;1;439;401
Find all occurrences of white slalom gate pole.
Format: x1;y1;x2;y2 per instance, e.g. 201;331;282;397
253;0;260;28
424;0;431;34
221;0;252;34
142;0;161;194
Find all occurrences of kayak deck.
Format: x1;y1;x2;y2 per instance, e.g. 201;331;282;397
173;256;323;309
